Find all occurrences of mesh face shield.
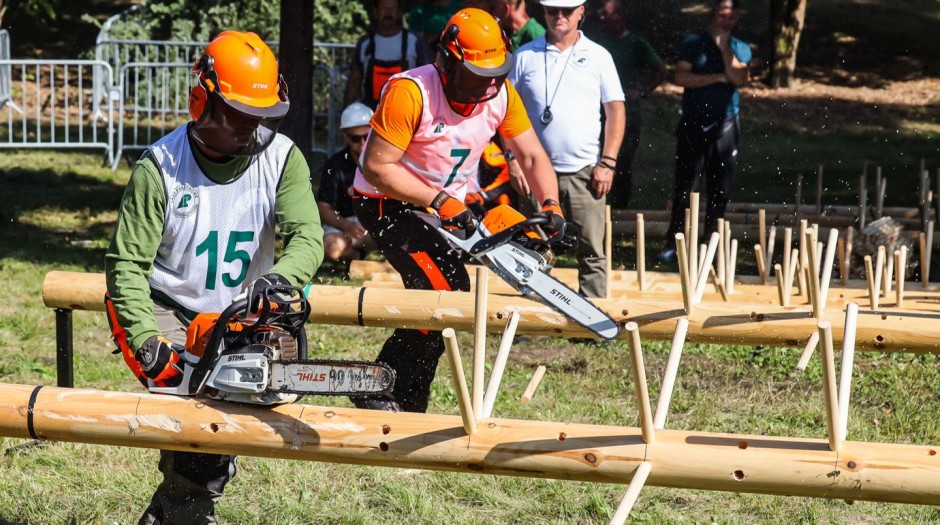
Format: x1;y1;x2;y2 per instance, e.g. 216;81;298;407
190;86;289;158
438;56;512;105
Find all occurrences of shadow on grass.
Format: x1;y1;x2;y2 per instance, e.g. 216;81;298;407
0;165;123;270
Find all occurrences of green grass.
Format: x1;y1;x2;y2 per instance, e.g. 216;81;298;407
1;151;940;523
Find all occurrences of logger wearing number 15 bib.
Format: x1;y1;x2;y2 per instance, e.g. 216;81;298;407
105;30;323;525
352;8;564;414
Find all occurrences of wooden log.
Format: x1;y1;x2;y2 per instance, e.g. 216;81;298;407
43;272;940;353
0;383;938;506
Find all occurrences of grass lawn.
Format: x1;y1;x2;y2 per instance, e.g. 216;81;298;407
1;138;939;525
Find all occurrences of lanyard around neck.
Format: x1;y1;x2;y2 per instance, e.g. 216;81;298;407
543;39;576;118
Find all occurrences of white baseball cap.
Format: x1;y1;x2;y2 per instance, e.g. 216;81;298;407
539;0;584;8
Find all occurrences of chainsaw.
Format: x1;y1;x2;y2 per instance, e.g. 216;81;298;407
148;285;395;405
436;204;621;340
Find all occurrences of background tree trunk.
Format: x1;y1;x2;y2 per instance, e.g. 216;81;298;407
769;0;808;88
278;0;313;164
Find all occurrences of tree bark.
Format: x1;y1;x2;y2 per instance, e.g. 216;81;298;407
769;0;808;88
277;0;314;162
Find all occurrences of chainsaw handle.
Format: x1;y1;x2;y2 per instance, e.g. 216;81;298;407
468;215;550;256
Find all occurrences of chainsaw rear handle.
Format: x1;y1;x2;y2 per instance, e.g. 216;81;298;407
468;215;550;256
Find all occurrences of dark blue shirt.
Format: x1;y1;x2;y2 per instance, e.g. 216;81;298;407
677;32;752;125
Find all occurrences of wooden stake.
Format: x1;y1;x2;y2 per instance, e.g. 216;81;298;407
766;226;777;281
837;238;846;287
774;263;786;307
816;165;824;216
785;248;800;307
758;209;767;257
884;246;894;296
874;246;886;302
864;255;877;309
727;239;738;295
625;322;655;444
820;228;839;309
845;226;854;286
783;227;793;290
755;244;767;285
683;208;691;252
690;193;700;287
609;462;652;525
926;220;934;286
896;246;907;308
795;173;803;218
443;328;477;435
876;173;887;220
637;213;646;291
920;232;929;288
694;233;721;303
859;188;868;230
838;303;859;443
807;232;823;318
472;267;489;415
709;266;729;301
796;331;819;372
520;365;547;405
654;318;689;429
797;220;808;296
717;218;726;287
482;312;520;419
818;321;843;452
676;233;693;315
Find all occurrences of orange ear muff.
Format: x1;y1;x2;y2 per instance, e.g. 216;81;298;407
188;84;207;121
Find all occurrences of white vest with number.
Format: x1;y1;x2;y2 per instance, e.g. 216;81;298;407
147;125;293;314
353;64;508;202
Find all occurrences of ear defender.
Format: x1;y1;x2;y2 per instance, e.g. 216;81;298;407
188;54;217;121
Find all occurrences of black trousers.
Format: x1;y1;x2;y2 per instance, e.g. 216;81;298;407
665;114;741;244
353;194;471;413
608;114;642;210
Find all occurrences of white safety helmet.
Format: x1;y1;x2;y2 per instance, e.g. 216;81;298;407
340;102;374;130
539;0;584;7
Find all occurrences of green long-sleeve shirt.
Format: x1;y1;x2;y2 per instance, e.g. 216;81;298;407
105;132;324;350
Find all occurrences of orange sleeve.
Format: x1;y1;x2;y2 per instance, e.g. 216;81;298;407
496;80;532;140
369;78;423;151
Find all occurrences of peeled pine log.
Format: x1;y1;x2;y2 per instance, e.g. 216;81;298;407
359;268;940;313
42;272;940;354
0;383;937;506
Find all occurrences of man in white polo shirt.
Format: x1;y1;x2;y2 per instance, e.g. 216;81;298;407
507;0;625;298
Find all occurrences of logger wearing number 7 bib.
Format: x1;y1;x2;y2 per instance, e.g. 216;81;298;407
352;8;564;414
105;30;323;525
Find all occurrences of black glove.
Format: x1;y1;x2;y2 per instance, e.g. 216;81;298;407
538;198;567;239
245;273;291;313
135;336;184;386
430;190;476;236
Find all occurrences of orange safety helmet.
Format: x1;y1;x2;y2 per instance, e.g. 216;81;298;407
189;30;288;121
188;31;290;157
436;8;514;104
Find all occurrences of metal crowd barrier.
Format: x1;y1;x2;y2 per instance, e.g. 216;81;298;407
0;30;12;108
112;61;193;168
0;59;115;164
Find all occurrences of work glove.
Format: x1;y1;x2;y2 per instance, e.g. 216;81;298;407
245;273;291;313
431;190;476;237
135;336;184;386
464;191;489;217
537;198;567;239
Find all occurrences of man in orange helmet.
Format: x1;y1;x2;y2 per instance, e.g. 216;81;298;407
352;8;563;413
105;30;323;523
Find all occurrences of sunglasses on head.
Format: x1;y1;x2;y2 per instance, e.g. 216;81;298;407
346;133;368;143
544;6;576;16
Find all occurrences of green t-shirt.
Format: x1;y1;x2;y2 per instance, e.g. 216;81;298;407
105;130;324;349
407;0;460;42
511;18;545;50
594;32;662;114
